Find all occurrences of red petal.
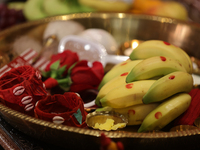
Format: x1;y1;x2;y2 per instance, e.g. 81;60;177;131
44;50;79;74
69;84;96;93
44;77;58;89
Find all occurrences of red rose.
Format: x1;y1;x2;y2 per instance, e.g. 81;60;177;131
44;50;79;76
43;50;104;93
68;60;104;92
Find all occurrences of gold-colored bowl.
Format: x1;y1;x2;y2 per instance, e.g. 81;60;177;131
1;12;200;149
86;111;128;130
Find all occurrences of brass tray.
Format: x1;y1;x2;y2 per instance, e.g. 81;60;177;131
0;12;200;150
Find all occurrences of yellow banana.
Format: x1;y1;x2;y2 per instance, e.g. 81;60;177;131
96;103;159;126
129;40;193;73
98;59;142;90
114;103;159;125
143;71;193;104
99;80;156;108
126;56;187;83
95;71;129;106
138;93;191;132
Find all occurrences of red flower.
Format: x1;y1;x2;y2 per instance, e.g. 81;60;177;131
68;60;104;92
45;50;79;76
43;50;104;93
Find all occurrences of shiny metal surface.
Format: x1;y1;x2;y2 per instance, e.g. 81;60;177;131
86;111;128;130
0;12;200;149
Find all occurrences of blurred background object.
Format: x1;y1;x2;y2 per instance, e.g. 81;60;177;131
0;0;200;31
175;0;200;23
129;0;189;21
0;0;26;31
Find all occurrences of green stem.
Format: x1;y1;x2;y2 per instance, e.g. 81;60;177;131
57;76;72;85
51;71;58;79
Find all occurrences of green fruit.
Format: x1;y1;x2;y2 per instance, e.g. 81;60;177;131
138;93;191;132
43;0;75;16
23;0;48;20
143;71;193;104
98;59;142;90
126;56;187;83
129;40;193;74
95;71;128;106
99;80;156;108
8;2;25;10
43;0;95;16
79;0;131;12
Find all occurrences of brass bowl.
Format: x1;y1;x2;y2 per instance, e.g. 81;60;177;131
86;111;128;130
1;12;200;150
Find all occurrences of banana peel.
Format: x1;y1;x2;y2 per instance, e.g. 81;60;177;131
138;93;191;132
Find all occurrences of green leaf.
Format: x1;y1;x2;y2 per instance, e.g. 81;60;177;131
57;65;67;77
68;62;78;75
50;60;60;71
51;70;58;79
73;109;83;124
42;70;51;78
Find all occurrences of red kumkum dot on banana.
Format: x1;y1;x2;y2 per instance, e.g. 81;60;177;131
126;83;133;89
128;110;135;115
160;56;166;61
169;75;175;79
163;41;171;45
121;72;129;76
121;62;128;66
155;112;162;119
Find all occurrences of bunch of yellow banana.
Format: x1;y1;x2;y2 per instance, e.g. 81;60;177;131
95;40;193;132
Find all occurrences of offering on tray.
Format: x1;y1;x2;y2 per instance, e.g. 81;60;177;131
42;50;104;93
94;40;195;132
0;65;48;116
86;111;128;131
0;16;199;134
34;92;87;128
